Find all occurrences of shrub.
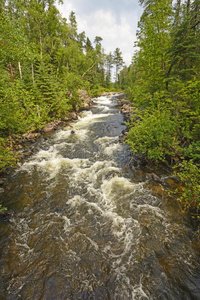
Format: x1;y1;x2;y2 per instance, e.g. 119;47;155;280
126;109;176;161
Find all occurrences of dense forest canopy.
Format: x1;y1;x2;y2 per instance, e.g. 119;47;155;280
0;0;124;169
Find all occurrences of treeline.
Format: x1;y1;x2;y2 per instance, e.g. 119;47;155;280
119;0;200;221
0;0;124;170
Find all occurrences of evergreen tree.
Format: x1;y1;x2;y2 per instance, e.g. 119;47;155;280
113;48;124;86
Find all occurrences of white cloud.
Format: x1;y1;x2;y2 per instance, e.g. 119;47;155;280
57;0;142;66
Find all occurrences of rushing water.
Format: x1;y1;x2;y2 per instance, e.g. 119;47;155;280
0;94;200;300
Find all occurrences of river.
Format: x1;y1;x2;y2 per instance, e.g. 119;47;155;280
0;94;200;299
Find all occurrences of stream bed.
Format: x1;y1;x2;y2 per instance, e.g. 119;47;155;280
0;94;200;299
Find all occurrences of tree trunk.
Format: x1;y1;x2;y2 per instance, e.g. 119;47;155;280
18;62;22;79
187;0;191;15
37;105;41;118
40;35;43;60
31;63;34;84
9;63;14;79
174;0;182;27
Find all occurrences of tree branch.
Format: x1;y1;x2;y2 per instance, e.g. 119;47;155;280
81;62;96;78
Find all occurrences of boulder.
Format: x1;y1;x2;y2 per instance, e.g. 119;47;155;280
77;89;93;110
121;104;132;114
43;125;55;133
22;132;41;140
65;111;78;121
27;133;41;139
145;173;162;183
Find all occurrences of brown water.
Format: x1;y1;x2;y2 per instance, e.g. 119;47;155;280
0;94;200;299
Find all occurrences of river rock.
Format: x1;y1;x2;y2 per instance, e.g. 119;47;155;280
16;144;23;150
145;173;162;183
78;89;93;110
22;132;41;140
0;210;12;222
0;179;5;185
43;124;55;133
65;111;78;121
121;104;132;114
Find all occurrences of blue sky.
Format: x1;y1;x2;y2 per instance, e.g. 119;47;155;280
57;0;143;66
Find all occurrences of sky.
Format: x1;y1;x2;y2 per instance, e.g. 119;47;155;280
57;0;143;67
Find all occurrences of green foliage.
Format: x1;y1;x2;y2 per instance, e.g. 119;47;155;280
0;205;7;213
121;0;200;228
0;138;17;170
127;109;175;161
173;160;200;221
122;0;200;164
0;0;120;170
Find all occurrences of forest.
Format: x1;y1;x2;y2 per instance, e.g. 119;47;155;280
118;0;200;224
0;0;123;170
1;0;200;224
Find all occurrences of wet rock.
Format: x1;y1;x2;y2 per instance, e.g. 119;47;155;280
22;132;41;140
117;97;134;123
43;120;63;133
28;133;41;139
0;179;5;185
122;129;128;136
16;144;23;150
145;173;162;183
17;154;25;160
105;170;121;180
0;210;13;222
65;111;78;121
71;130;76;135
119;135;125;143
150;184;165;197
43;125;55;133
5;183;12;191
24;152;33;156
121;104;132;114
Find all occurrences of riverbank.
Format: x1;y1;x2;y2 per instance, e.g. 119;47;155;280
0;91;119;192
1;93;199;299
0;92;192;232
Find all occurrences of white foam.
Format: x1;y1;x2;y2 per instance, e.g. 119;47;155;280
76;112;114;128
104;143;122;156
20;149;90;179
95;96;113;106
54;128;89;141
101;176;138;202
95;136;118;145
63;216;71;233
75;160;119;183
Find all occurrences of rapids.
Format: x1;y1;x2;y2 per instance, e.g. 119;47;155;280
0;94;200;299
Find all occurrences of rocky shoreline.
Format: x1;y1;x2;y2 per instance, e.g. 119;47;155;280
6;90;93;157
